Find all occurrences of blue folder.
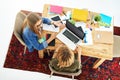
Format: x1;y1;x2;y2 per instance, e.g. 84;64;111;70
100;13;112;24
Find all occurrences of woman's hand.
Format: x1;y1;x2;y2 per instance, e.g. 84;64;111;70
52;21;65;29
75;45;82;63
46;32;58;44
50;32;58;39
75;45;82;54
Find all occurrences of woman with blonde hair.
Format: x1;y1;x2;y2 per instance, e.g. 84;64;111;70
50;44;82;72
22;12;64;57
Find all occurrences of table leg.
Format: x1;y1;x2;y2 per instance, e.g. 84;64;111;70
38;50;44;58
93;58;105;69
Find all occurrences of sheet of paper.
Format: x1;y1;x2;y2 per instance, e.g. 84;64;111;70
43;24;59;32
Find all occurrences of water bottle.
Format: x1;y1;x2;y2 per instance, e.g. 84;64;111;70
84;28;93;44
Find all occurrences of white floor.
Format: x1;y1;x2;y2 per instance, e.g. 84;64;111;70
0;0;120;80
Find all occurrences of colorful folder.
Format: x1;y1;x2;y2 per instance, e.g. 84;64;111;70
49;5;63;14
100;13;112;24
72;8;89;22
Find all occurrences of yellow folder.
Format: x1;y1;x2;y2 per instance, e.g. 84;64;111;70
72;8;89;22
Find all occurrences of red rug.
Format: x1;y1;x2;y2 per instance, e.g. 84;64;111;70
4;33;120;80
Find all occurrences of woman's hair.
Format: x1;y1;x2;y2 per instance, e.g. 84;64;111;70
56;45;74;68
22;12;42;38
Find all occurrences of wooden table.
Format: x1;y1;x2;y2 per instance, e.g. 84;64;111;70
41;4;113;69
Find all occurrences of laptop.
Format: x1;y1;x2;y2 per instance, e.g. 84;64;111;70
56;20;85;50
93;29;113;44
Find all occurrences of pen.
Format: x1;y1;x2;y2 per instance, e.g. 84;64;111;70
62;11;67;16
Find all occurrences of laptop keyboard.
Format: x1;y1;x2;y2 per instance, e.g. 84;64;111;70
63;30;79;43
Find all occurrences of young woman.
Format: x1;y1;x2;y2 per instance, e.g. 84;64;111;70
50;44;82;72
22;12;64;57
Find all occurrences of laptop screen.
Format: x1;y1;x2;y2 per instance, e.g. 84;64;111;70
63;29;79;43
66;20;85;40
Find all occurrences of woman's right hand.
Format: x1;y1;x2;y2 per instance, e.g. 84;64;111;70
76;46;82;54
50;32;58;39
46;32;58;44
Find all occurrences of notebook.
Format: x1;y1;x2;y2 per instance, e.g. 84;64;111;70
43;15;61;32
56;20;85;50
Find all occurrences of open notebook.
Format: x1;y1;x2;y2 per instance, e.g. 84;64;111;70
43;15;61;32
57;20;85;50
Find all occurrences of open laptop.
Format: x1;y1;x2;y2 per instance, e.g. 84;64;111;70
56;20;85;50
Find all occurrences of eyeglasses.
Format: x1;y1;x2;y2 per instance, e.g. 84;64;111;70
36;23;43;32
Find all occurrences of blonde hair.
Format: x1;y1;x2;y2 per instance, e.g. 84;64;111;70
22;12;42;38
56;45;74;68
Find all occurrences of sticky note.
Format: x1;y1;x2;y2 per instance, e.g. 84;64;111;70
50;5;63;14
72;8;89;22
100;13;112;24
